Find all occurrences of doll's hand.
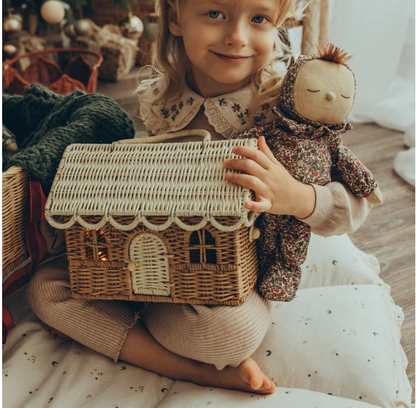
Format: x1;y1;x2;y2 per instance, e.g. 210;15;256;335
223;136;316;218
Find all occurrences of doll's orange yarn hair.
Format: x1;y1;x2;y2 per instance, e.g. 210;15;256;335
316;43;352;66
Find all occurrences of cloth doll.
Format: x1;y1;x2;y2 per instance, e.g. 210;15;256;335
238;44;382;302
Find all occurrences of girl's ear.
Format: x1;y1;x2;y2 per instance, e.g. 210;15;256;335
167;0;182;36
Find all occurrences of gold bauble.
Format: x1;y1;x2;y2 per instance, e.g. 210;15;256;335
40;1;66;24
63;23;77;38
3;16;22;32
75;18;92;36
75;19;93;36
3;44;18;56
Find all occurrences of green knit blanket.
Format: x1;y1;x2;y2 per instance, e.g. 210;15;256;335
3;84;135;193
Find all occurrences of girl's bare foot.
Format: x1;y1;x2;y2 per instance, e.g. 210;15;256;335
120;323;274;395
195;357;276;394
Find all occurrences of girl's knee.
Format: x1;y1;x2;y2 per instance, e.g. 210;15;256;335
25;258;71;321
141;290;272;369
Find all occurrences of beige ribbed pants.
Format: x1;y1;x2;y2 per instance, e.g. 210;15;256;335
25;256;272;370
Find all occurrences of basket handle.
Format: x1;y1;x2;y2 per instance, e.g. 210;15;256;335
114;129;212;145
2;48;104;70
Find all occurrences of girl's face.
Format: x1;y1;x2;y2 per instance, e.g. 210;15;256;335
169;0;280;97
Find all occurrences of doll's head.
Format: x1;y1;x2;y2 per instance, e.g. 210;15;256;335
280;44;356;125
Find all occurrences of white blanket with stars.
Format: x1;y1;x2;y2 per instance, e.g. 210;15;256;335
2;234;413;408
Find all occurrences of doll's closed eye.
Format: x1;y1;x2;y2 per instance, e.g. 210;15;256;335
307;89;320;93
341;95;351;99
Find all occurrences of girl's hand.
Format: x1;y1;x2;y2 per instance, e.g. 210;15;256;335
223;136;316;219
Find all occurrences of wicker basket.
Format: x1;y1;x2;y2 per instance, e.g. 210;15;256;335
3;48;103;95
2;167;31;278
45;130;261;305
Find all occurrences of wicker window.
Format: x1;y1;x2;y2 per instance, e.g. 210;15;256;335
189;230;217;264
84;229;108;261
129;233;171;296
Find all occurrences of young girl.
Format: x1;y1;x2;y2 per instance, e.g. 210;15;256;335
26;0;372;396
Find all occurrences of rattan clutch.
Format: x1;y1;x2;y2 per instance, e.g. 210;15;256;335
45;130;261;305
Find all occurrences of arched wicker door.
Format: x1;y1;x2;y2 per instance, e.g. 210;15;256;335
129;233;171;296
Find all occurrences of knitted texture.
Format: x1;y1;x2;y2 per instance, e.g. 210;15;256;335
3;84;135;193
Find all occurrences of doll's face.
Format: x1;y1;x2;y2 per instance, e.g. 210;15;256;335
293;59;355;125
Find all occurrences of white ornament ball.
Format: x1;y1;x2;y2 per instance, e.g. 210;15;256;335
130;16;144;34
3;17;22;32
4;44;18;55
41;1;66;24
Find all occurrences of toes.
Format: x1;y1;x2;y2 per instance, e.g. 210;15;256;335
267;381;276;393
257;379;275;394
249;374;263;390
261;377;272;390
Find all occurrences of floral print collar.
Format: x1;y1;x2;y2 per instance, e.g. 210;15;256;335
137;77;276;138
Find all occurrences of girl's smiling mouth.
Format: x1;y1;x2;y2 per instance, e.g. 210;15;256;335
211;51;252;64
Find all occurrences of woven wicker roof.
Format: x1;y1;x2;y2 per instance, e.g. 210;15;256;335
45;138;259;231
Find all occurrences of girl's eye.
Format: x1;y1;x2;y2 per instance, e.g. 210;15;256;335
307;89;320;93
341;95;350;99
252;15;268;24
208;11;225;19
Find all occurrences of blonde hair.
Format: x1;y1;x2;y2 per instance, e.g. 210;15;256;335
139;0;303;127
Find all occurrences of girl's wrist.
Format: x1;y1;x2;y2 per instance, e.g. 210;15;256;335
293;183;316;219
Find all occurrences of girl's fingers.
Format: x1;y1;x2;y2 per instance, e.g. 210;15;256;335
258;136;280;165
245;196;272;213
225;172;269;197
230;144;273;170
224;157;266;178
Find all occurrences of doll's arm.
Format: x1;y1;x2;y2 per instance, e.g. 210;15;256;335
327;137;382;204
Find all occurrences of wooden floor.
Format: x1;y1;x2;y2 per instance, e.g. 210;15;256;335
97;68;415;402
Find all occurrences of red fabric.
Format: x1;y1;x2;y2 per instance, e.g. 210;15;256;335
3;48;102;96
30;179;47;223
3;305;14;343
23;55;63;87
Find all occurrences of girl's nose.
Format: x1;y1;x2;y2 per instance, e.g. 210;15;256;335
224;22;248;47
326;92;336;101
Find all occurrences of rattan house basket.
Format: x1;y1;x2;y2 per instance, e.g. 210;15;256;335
2;166;31;277
45;130;261;305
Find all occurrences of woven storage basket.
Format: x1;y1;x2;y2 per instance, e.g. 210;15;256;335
45;130;261;305
3;48;103;96
2;166;31;278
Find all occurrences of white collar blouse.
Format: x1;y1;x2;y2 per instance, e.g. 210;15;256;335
137;77;277;139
